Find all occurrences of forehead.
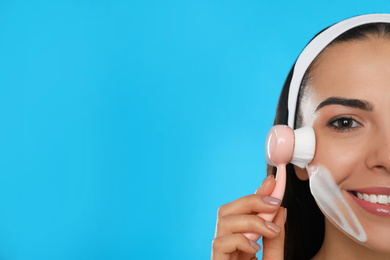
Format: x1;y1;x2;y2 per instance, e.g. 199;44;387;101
307;38;390;99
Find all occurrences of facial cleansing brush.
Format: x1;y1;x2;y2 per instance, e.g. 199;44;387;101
244;125;315;241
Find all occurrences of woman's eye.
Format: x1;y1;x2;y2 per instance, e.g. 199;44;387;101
328;117;361;130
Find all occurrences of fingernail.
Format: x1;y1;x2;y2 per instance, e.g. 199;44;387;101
249;240;261;251
265;221;281;233
284;208;288;221
262;175;274;185
262;196;281;205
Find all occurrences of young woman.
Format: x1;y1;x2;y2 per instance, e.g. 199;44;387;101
211;14;390;260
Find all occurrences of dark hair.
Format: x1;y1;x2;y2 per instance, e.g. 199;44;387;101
268;22;390;260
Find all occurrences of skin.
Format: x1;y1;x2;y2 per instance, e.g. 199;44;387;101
296;37;390;259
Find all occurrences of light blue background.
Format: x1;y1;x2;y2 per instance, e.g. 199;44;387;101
0;1;389;259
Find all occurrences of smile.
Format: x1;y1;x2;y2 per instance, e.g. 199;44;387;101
355;192;390;205
349;190;390;217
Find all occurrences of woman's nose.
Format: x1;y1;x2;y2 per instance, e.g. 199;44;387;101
365;130;390;173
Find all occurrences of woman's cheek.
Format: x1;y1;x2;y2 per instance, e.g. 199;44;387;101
311;132;364;184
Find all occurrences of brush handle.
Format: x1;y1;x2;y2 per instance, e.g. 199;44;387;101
244;164;286;242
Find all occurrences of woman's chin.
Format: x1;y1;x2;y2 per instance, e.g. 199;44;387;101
358;221;390;253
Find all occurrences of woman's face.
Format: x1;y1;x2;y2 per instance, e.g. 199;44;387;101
300;37;390;252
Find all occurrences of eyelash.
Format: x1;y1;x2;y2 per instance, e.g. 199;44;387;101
326;116;362;131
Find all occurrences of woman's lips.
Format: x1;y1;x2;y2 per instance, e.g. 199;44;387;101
354;187;390;195
348;189;390;217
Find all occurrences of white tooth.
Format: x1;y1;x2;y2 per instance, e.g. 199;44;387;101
363;193;370;201
378;195;389;205
370;194;378;203
357;192;363;199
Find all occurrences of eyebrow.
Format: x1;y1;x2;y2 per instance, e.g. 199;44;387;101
315;97;373;112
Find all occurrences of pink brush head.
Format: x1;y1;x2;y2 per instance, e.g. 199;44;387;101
265;125;315;168
264;125;315;205
265;125;295;167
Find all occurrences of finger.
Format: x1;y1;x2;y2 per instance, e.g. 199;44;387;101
255;175;276;196
212;234;260;260
217;194;281;217
215;214;282;238
262;207;287;260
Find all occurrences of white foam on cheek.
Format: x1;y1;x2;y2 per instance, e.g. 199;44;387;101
298;85;319;127
307;165;367;242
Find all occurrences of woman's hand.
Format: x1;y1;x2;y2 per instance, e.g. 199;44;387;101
211;176;286;260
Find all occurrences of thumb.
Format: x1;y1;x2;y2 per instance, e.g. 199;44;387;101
262;207;286;260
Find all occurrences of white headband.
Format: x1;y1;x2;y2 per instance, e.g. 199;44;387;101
287;13;390;128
